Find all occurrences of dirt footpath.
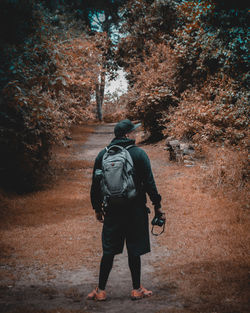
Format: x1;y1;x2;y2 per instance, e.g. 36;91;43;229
0;123;249;313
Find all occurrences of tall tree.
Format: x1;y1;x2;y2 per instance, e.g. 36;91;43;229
74;0;127;120
45;0;127;120
86;1;127;120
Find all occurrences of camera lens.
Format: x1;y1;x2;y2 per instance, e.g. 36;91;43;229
158;219;164;227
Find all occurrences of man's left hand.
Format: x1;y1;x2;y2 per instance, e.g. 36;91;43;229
95;211;104;223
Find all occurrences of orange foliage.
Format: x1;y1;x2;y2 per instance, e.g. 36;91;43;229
119;0;248;145
165;76;249;148
124;43;178;139
0;7;107;191
177;0;214;34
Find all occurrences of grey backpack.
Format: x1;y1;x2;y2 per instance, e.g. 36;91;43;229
98;144;137;206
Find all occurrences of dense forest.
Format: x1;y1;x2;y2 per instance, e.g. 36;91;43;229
0;0;249;192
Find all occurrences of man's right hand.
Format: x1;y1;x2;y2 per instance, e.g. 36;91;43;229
154;207;166;221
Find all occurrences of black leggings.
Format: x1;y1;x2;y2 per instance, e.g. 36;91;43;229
98;253;141;290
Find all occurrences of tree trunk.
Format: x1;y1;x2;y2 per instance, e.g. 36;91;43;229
96;71;105;121
95;84;102;121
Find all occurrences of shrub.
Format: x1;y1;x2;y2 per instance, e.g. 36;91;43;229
118;0;249;144
0;3;101;192
199;145;249;201
165;76;249;148
125;43;179;140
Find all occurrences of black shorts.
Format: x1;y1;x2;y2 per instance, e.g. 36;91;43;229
101;204;150;256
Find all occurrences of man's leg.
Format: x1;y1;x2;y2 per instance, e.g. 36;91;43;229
128;253;153;300
128;253;141;289
98;253;115;290
87;253;114;301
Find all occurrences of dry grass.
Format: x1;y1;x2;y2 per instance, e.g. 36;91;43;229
0;124;102;272
143;141;250;313
199;145;249;201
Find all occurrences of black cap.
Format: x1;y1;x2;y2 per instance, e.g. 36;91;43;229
114;119;141;137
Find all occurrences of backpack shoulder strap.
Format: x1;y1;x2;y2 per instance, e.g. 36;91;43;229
124;145;135;168
105;144;123;152
125;144;135;150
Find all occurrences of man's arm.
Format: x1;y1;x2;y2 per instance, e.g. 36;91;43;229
136;149;164;217
90;151;104;213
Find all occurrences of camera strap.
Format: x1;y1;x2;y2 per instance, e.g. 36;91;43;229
151;222;165;236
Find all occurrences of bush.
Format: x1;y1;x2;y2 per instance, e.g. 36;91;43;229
199;145;249;200
0;3;100;192
165;76;249;148
172;0;249;92
118;0;249;144
125;43;179;140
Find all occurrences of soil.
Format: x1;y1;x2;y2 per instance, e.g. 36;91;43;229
0;123;249;313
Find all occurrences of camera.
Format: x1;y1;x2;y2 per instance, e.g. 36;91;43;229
151;214;165;236
151;216;165;227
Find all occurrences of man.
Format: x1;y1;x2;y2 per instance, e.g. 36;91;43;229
87;119;165;301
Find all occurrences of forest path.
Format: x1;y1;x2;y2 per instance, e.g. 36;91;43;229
0;123;248;313
0;123;182;313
